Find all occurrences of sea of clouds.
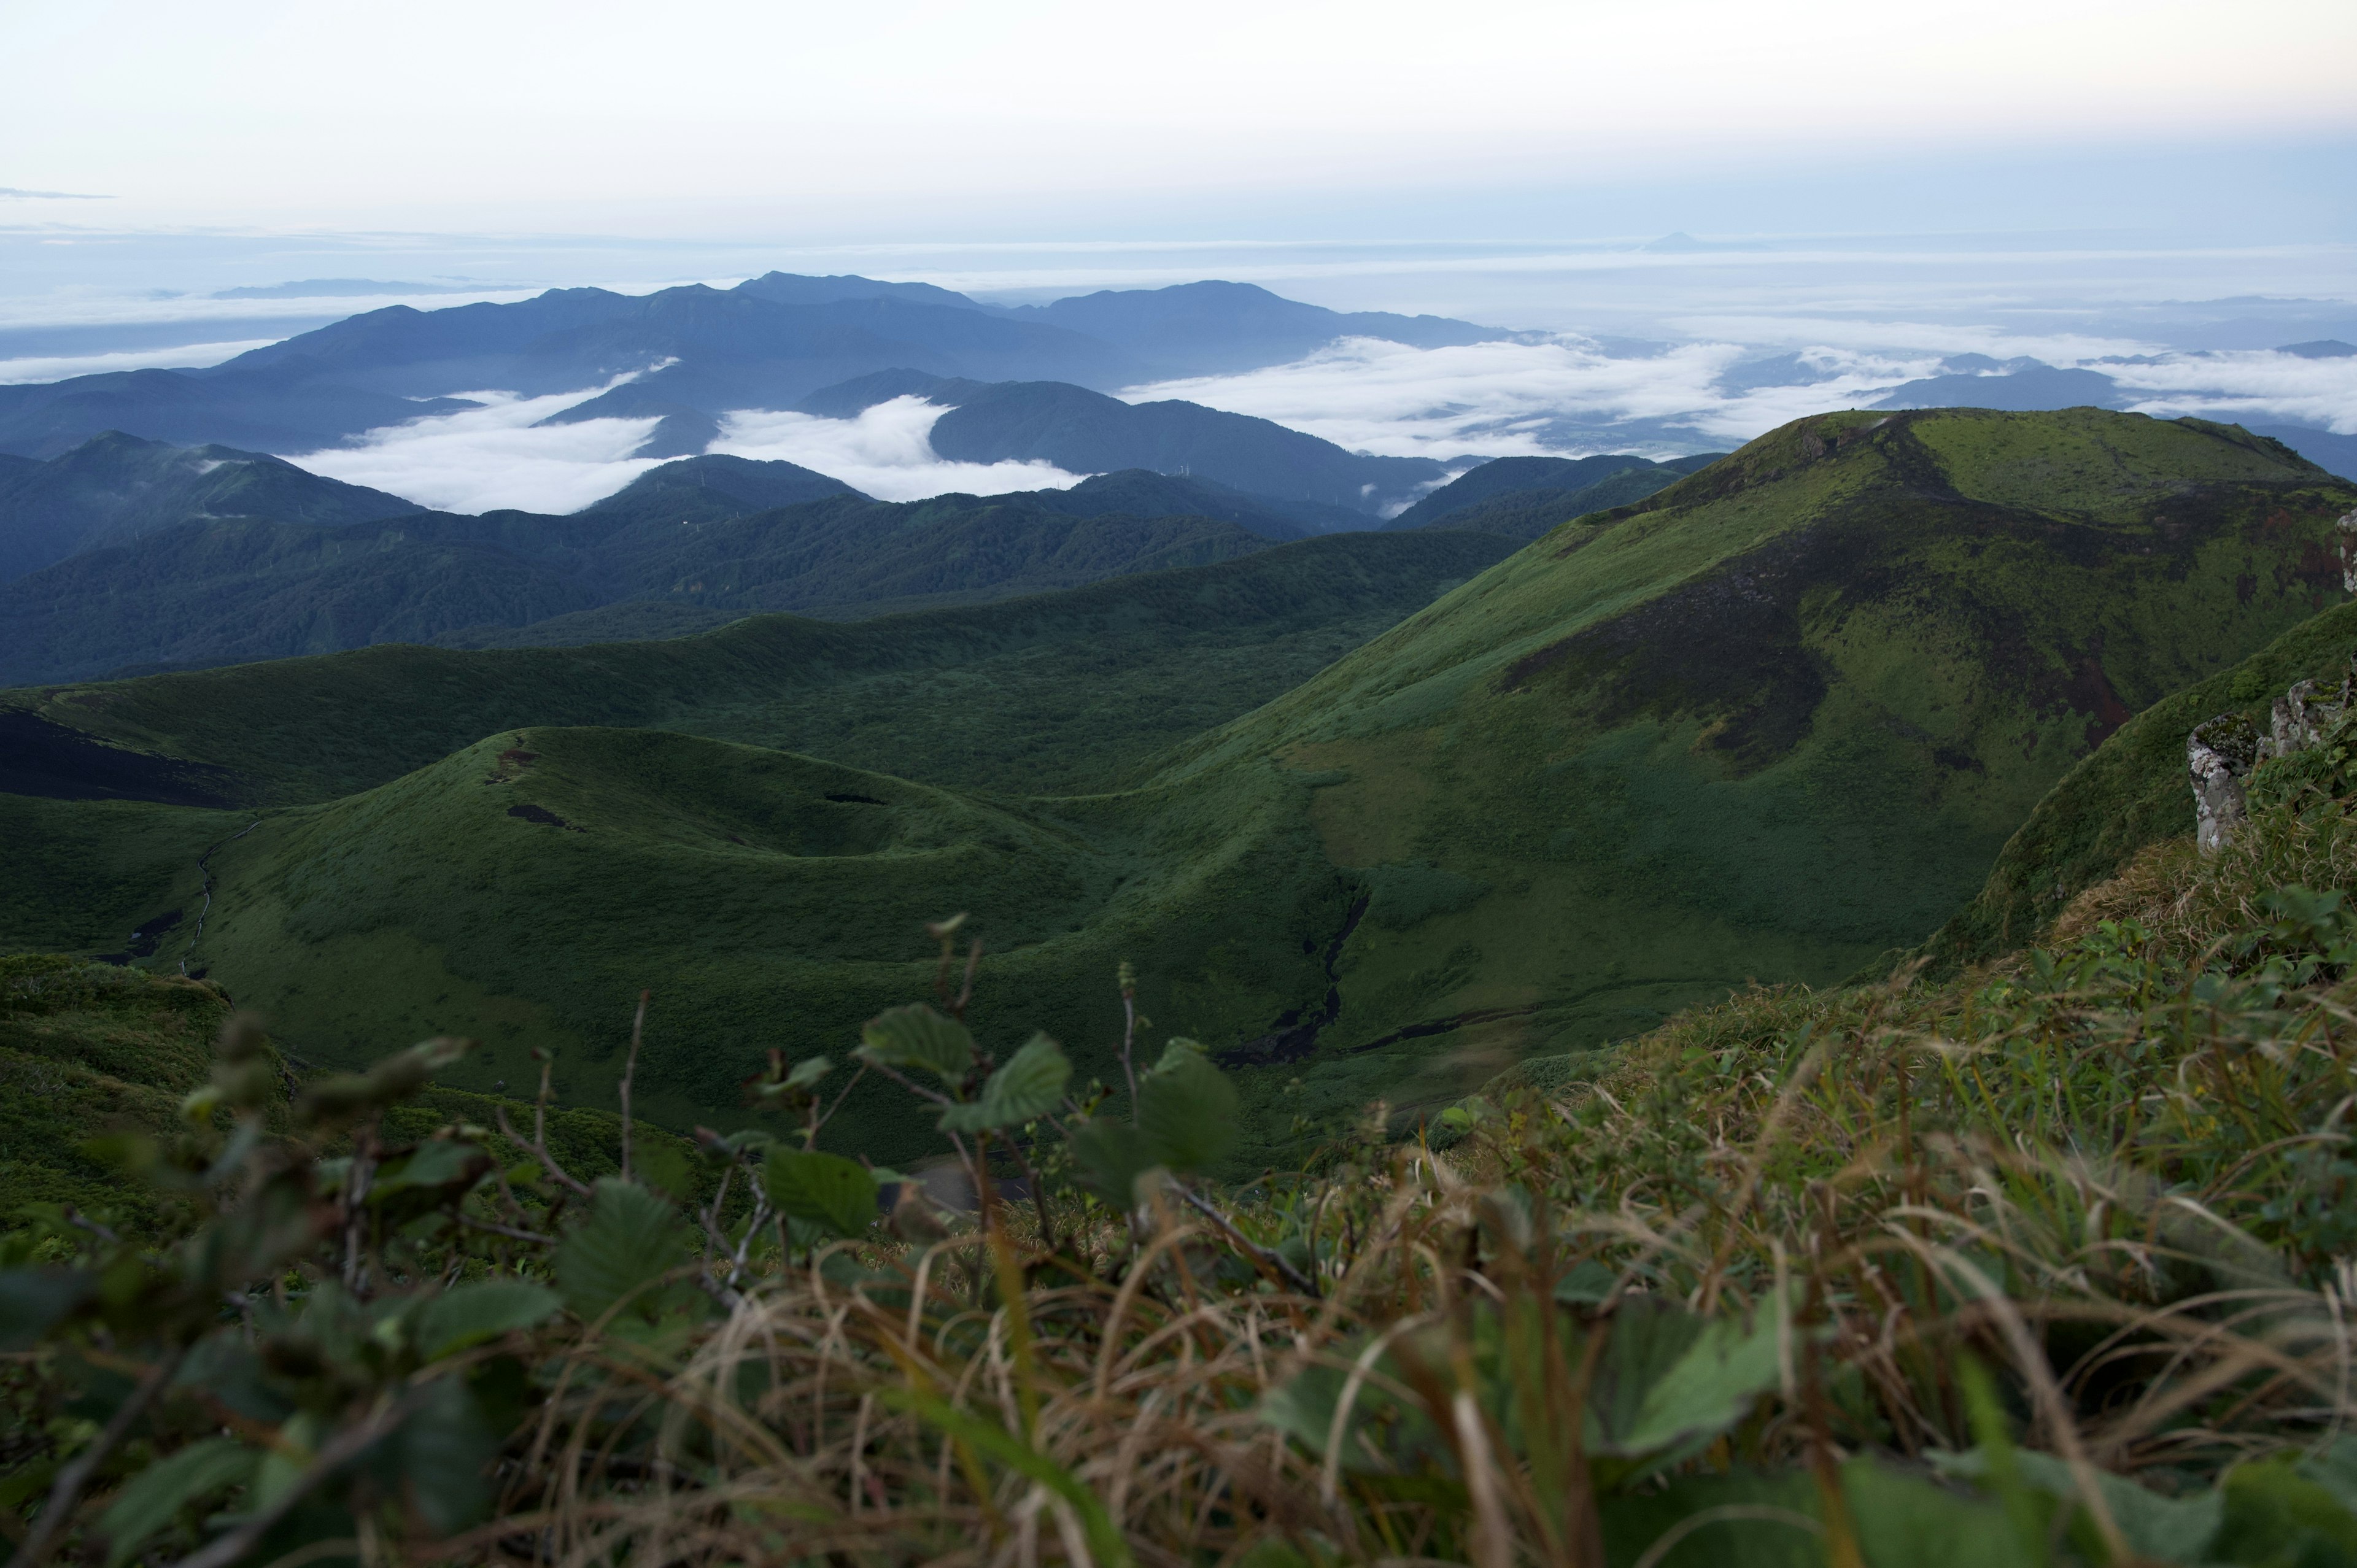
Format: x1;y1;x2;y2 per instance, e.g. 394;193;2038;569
269;334;2356;517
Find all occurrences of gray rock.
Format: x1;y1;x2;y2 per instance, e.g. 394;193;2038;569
2189;713;2258;854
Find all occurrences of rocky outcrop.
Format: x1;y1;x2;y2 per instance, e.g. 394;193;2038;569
2190;657;2357;852
2189;713;2258;854
2339;510;2357;595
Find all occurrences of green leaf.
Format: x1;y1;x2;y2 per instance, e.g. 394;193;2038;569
764;1147;878;1238
101;1437;257;1568
414;1280;561;1359
1615;1308;1786;1457
554;1178;690;1323
1070;1116;1159;1208
1136;1049;1238;1173
939;1033;1070;1132
367;1138;487;1199
1148;1036;1208;1075
785;1054;832;1089
856;1004;975;1082
387;1376;497;1536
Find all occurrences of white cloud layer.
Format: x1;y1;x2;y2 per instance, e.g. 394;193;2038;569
287;387;665;514
279;389;1086;516
1126;336;1949;457
2110;351;2357;434
710;398;1086;501
0;339;279;384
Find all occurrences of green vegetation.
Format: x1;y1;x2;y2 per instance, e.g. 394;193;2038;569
2;410;2346;1180
10;742;2357;1564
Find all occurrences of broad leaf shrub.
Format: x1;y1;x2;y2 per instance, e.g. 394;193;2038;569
10;806;2357;1564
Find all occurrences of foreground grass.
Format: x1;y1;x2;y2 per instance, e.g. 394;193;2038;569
11;762;2357;1564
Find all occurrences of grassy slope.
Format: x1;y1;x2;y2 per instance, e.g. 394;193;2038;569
1920;593;2357;968
7;411;2345;1172
0;958;238;1232
177;725;1355;1165
0;953;691;1240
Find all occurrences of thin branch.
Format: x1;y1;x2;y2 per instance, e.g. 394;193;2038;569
8;1344;189;1568
1174;1182;1316;1295
171;1392;424;1568
810;1062;870;1146
454;1211;556;1247
493;1105;594;1198
619;989;649;1182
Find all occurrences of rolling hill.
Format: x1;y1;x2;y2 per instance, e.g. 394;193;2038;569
3;408;2342;1170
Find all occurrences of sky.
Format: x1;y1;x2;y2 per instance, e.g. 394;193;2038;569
4;1;2355;234
2;0;2353;511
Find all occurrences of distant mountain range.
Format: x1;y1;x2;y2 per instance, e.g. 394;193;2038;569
0;275;1511;471
0;434;1385;683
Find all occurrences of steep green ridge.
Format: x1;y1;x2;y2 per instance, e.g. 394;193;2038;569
6;410;2342;1172
1922;594;2357;968
1412;456;1727;539
1139;408;2353;1148
3;531;1511;801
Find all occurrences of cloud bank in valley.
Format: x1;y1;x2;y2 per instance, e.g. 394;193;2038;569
2109;350;2357;434
287;387;667;514
710;398;1087;501
1125;334;2357;456
282;390;1088;516
0;339;280;384
1123;336;1948;457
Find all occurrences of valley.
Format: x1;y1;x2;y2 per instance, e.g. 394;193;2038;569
6;404;2345;1173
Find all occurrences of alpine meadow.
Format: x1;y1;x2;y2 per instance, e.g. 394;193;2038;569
9;12;2357;1557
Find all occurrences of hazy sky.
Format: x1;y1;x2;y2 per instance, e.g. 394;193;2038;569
4;0;2353;237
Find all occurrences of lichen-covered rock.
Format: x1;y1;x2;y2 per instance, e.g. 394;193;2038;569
2339;510;2357;595
2189;712;2258;854
2269;679;2324;758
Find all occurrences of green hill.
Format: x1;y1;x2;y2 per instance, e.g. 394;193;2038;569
4;409;2345;1170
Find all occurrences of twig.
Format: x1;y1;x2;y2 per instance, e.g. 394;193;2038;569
619;989;649;1181
1119;968;1140;1105
1174;1182;1316;1295
810;1062;869;1147
454;1212;556;1247
493;1054;594;1197
8;1344;189;1568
